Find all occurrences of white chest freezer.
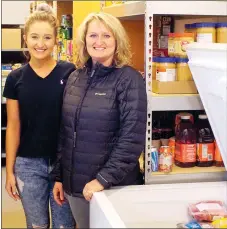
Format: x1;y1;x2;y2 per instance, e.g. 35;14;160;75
90;43;227;228
90;182;227;228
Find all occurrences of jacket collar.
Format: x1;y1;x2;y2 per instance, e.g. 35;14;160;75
85;58;116;79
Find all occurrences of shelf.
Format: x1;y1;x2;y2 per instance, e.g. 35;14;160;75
2;48;28;52
154;165;226;175
102;1;227;18
102;1;145;19
2;152;6;158
146;165;227;184
149;92;204;111
1;127;7;130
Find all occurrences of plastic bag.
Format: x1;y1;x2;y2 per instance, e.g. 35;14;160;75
188;201;227;222
177;221;213;228
212;218;227;228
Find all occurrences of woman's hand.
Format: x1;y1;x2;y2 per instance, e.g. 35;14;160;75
83;179;104;201
53;181;65;206
5;173;20;201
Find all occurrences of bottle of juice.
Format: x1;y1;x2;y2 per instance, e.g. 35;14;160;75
215;140;225;167
196;114;215;167
175;115;197;168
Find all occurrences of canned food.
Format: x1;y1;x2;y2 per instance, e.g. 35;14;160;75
151;147;159;172
159;146;173;173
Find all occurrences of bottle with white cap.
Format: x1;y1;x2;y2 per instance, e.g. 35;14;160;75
196;114;215;167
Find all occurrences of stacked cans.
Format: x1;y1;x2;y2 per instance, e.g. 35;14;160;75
150;145;173;173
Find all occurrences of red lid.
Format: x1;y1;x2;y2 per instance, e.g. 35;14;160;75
174;33;194;38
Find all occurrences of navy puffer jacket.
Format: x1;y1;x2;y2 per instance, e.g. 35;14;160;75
52;60;147;197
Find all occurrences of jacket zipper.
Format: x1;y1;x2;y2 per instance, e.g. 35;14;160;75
70;69;96;193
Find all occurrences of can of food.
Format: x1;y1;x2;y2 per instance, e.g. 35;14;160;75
159;146;173;173
151;147;159;172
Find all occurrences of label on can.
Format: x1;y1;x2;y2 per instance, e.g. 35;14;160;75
159;146;173;173
151;147;159;172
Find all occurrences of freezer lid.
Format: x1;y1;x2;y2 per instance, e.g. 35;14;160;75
187;43;227;170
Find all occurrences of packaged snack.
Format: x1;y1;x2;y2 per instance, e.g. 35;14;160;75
189;201;227;222
177;221;213;228
212;218;227;228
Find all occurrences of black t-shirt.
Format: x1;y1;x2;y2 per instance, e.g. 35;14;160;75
3;61;75;158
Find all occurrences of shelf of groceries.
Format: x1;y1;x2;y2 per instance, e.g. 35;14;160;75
103;1;227;112
145;110;226;184
145;13;226;183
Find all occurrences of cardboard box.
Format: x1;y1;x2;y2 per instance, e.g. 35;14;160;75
2;29;21;49
152;80;198;94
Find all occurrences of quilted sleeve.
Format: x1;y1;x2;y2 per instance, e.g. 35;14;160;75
96;67;147;188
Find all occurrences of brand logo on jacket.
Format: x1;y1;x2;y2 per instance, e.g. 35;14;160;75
95;93;106;96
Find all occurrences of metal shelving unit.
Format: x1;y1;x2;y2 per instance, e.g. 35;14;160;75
102;1;227;185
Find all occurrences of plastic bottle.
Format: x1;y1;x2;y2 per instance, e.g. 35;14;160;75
175;115;197;168
152;129;161;150
215;140;225;167
196;114;215;167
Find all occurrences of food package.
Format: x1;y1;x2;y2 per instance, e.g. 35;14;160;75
212;218;227;228
189;201;227;222
177;221;213;228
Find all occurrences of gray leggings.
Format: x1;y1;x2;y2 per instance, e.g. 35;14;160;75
65;193;90;228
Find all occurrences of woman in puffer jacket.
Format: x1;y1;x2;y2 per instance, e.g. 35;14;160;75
52;12;147;228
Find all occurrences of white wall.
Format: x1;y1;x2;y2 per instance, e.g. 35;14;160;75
2;1;30;25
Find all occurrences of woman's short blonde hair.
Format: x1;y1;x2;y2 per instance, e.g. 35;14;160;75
75;12;132;68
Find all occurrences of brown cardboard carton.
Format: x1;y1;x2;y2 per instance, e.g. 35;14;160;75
152;80;198;94
2;29;21;49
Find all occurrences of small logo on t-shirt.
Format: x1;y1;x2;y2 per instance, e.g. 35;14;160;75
60;79;64;85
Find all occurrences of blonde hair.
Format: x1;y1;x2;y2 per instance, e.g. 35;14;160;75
23;3;58;60
75;12;132;68
24;3;58;36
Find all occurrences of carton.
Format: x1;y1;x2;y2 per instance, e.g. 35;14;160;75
2;29;21;49
152;80;198;94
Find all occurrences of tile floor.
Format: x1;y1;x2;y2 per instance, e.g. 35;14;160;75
2;166;26;228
